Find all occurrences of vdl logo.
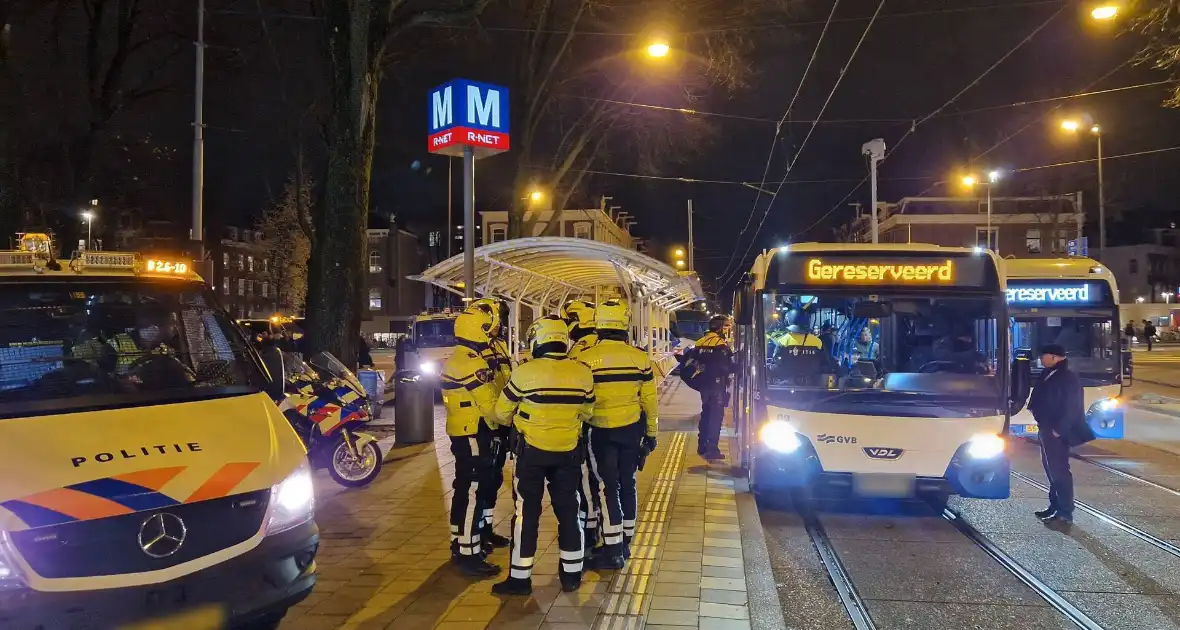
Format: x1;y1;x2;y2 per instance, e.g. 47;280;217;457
816;434;857;444
863;447;904;460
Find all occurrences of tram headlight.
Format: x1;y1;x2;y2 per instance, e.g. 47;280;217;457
1089;397;1120;414
965;434;1005;460
759;420;802;454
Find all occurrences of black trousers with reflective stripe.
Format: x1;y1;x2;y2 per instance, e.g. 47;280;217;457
586;421;644;554
450;432;492;556
509;444;584;581
578;423;599;545
479;426;510;531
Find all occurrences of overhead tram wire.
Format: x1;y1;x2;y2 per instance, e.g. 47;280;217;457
714;0;843;287
718;0;888;293
787;2;1068;245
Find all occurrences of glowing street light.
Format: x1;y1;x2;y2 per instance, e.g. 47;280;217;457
1061;119;1081;132
673;247;685;258
646;41;670;58
961;170;1002;250
80;209;96;251
675;259;686;268
529;190;544;202
1060;115;1106;260
961;175;976;187
1091;4;1119;20
988;169;1003;184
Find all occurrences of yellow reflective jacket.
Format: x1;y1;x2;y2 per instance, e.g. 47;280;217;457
442;345;499;437
577;339;658;436
481;338;513;393
494;355;594;452
568;332;598;359
772;330;822;348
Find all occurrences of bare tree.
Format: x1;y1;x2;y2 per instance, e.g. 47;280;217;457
501;0;800;238
304;0;489;366
257;168;312;313
1129;0;1180;107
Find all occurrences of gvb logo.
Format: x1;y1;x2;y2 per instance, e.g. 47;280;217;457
816;434;857;444
863;447;904;460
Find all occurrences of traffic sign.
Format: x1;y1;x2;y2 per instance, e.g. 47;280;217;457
1067;237;1088;257
427;79;510;158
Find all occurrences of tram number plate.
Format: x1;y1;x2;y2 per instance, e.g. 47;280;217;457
1024;424;1039;435
854;474;915;498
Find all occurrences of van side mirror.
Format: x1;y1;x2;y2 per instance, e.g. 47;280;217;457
733;275;754;325
1008;356;1031;415
258;345;287;400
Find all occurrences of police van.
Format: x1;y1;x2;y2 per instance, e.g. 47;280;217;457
0;242;317;629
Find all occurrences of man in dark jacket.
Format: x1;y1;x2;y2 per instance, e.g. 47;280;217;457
1144;319;1157;351
1027;344;1085;525
677;315;735;461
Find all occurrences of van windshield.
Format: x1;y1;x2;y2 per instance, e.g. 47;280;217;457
0;279;266;417
414;319;456;348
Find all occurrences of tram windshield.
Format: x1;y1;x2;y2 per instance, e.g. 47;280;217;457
761;291;1004;415
1012;313;1118;385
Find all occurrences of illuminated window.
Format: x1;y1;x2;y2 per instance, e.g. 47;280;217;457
222;252;229;269
369;251;382;274
490;226;507;243
1025;229;1041;254
237;279;245;296
222;277;229;295
247;255;254;272
573;222;591;239
261;282;269;298
369;288;382;310
260;258;268;273
237;253;244;271
975;227;997;251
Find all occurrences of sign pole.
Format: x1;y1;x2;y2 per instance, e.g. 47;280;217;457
463;145;475;301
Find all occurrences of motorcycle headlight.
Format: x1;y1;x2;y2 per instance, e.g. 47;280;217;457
759;420;801;454
266;462;316;535
1089;397;1120;414
419;361;438;375
966;434;1005;460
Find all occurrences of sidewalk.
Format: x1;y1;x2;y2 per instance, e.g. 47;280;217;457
282;380;782;630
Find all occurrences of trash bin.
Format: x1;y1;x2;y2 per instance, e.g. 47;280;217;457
357;369;386;418
394;370;434;444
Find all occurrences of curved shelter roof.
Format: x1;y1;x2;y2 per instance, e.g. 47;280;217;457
410;237;705;312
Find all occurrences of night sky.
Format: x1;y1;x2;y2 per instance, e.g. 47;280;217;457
7;0;1179;301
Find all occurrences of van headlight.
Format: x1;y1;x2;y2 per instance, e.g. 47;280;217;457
419;361;438;375
759;420;801;454
266;462;315;535
0;532;25;590
966;434;1005;460
1089;397;1120;414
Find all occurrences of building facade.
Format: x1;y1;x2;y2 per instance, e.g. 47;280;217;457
843;195;1083;257
208;227;273;320
1103;228;1180;309
479;207;636;249
363;227;432;334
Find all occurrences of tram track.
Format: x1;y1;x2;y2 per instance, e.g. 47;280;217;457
1018;435;1180;498
795;493;1109;630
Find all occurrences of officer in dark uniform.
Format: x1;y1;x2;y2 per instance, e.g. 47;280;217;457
441;308;502;577
492;316;595;595
577;300;658;569
682;315;735;460
1027;343;1086;525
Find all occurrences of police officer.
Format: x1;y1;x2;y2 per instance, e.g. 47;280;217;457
690;315;734;460
561;299;598;359
492;316;595;596
560;299;600;544
576;300;658;569
441;308;502;577
468;298;513;550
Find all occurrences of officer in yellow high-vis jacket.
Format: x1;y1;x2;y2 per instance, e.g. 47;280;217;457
561;299;597;359
441;308;502;578
491;316;595;596
467;298;513;550
575;300;658;569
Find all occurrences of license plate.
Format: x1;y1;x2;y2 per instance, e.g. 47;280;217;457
854;473;915;498
120;605;226;630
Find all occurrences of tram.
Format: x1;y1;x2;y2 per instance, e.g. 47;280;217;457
731;243;1030;500
1004;258;1127;439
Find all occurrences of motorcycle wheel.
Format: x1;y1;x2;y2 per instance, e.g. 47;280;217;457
328;436;383;487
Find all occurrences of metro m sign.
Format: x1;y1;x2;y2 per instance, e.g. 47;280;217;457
428;79;510;158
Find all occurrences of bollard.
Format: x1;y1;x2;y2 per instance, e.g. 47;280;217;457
394;370;435;444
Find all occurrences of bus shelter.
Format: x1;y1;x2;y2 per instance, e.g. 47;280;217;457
410;237;705;357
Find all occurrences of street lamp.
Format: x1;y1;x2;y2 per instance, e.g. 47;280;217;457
1060;116;1105;260
673;247;685;257
962;170;1002;251
675;259;686;268
646;41;670;58
1091;4;1119;20
80;210;95;251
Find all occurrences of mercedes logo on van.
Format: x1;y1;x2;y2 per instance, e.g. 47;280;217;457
138;512;187;558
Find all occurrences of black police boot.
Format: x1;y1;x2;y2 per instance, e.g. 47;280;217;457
492;576;533;596
1034;507;1056;520
587;546;625;571
483;526;511;549
584;528;599;552
455;555;501;578
703;447;725;461
622;534;633;560
559;571;582;593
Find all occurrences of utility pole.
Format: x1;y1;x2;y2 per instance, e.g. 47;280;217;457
861;138;885;244
1096;130;1106;261
687;199;694;272
463;145;475;301
191;0;206;269
447;158;453;259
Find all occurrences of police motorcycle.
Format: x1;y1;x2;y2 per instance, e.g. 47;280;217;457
274;350;384;487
